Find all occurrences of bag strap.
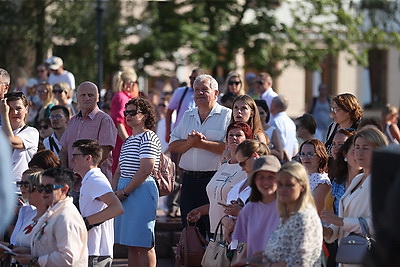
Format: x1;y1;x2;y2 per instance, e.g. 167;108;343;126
213;216;226;242
358;217;371;237
176;86;189;116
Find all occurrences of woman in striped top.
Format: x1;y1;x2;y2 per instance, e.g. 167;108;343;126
113;98;161;267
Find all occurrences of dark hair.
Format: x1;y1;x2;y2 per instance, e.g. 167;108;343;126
72;139;103;166
332;93;363;123
295;113;317;135
125;98;157;131
255;99;270;124
5;92;29;107
236;139;270;157
226;122;253;141
50;105;70;118
29;150;61;170
220;91;237;109
332;135;358;184
299;138;329;173
42;167;75;195
357;117;383;132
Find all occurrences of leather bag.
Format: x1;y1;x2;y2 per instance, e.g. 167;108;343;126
201;218;231;267
336;217;375;264
175;224;208;266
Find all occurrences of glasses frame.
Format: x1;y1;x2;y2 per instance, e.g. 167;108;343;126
238;156;251;167
228;81;241;86
38;184;65;194
299;152;317;159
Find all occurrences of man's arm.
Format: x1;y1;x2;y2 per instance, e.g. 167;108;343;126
85;192;124;226
165;108;174;143
169;140;191;154
99;145;113;165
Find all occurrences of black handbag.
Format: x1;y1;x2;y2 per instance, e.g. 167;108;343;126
336;217;375;264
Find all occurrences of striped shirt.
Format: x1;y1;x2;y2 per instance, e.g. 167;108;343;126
119;131;161;179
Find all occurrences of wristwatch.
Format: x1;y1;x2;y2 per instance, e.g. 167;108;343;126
122;188;130;198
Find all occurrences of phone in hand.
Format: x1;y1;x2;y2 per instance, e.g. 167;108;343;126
218;202;229;208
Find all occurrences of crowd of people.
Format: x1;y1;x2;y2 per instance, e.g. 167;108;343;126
0;59;398;267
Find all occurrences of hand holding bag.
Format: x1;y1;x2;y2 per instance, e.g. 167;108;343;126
201;218;231;267
336;217;375;264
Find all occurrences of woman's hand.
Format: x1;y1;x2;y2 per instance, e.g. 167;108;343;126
322;226;333;238
223;200;243;217
221;216;235;243
320;211;344;226
187;208;201;223
13;254;32;265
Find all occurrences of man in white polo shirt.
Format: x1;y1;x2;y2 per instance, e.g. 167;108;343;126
72;139;124;267
169;74;232;238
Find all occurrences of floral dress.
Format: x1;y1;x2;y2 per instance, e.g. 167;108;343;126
264;207;323;266
309;172;331;192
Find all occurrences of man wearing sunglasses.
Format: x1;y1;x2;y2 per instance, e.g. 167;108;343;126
255;72;277;110
59;81;117;181
72;139;123;266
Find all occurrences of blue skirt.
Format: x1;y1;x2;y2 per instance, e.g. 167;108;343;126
114;177;159;248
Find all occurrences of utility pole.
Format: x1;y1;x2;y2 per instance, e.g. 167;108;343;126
96;0;104;95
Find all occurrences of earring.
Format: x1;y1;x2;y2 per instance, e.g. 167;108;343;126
344;158;348;162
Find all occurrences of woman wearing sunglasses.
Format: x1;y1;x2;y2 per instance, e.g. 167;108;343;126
299;139;331;214
0;92;39;183
13;167;87;266
113;98;161;267
224;72;245;97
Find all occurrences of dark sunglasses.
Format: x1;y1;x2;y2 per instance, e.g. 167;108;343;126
123;110;142;117
52;89;64;94
16;181;37;193
38;184;65;194
4;92;24;98
39;125;50;130
228;81;241;86
238;156;251;167
37;69;46;73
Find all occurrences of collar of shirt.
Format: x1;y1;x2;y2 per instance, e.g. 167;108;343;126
77;106;101;120
188;102;224;119
82;167;101;184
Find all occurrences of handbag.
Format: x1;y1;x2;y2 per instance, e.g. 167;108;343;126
231;241;247;265
175;224;208;266
201;218;231;267
336;217;375;264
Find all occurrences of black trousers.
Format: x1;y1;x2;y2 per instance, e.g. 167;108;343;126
180;170;216;239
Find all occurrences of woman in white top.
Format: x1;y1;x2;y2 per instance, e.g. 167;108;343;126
222;139;269;243
321;128;388;267
299;138;331;214
0;92;39;182
186;122;252;236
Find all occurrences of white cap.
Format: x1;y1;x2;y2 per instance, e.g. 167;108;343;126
48;56;63;70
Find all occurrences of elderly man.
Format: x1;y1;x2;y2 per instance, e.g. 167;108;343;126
255;72;278;108
0;68;10;125
169;74;232;237
269;95;298;159
60;82;117;181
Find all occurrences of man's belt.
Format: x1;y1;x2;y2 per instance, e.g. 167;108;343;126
184;170;217;178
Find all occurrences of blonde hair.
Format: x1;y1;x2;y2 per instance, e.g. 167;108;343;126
381;104;398;122
276;161;316;218
114;69;138;92
224;71;245;95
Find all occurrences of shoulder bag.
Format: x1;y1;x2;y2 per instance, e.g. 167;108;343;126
336;217;375;264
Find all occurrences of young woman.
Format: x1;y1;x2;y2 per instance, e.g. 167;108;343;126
299;139;331;214
224;72;245;96
255;99;283;160
232;155;281;258
231;95;268;145
381;104;400;144
321;128;388;267
34;82;56;127
110;69;139;173
113;98;161;267
0;92;39;182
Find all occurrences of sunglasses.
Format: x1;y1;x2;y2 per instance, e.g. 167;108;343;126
38;184;65;194
39;125;50;130
256;81;265;85
228;81;241;86
16;181;37;193
299;152;317;159
4;92;24;98
123;110;142;117
50;114;64;120
37;89;48;94
238;156;251;167
37;69;46;73
52;89;64;94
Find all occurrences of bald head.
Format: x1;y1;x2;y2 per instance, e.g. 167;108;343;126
270;95;288;115
77;81;99;114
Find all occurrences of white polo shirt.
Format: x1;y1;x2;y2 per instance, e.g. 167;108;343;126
170;103;231;171
79;168;114;257
260;87;278;108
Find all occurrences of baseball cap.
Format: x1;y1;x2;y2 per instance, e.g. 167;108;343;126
249;155;281;182
26;78;38;88
48;56;63;70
